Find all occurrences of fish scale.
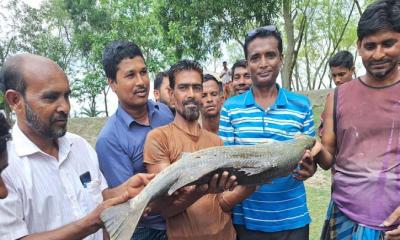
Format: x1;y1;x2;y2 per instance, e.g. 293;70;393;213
101;135;315;240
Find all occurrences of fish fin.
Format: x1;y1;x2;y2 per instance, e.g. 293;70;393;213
101;197;148;240
239;166;265;176
168;174;192;195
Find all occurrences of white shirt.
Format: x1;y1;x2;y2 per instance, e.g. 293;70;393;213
220;68;231;84
0;125;108;240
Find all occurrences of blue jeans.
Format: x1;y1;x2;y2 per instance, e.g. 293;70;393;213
131;227;167;240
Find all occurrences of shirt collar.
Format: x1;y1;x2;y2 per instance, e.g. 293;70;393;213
12;123;72;161
116;100;160;128
244;84;288;108
172;120;202;138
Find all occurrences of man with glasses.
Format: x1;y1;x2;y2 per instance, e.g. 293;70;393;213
219;26;317;240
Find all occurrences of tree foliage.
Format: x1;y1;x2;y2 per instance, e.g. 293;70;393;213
156;0;280;61
0;0;375;116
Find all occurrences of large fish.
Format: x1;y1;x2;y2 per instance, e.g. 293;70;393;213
101;135;315;240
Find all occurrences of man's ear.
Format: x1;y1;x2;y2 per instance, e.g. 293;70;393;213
169;88;176;106
5;90;23;112
153;89;160;102
108;78;116;92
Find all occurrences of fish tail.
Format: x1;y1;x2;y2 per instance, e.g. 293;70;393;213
101;196;149;240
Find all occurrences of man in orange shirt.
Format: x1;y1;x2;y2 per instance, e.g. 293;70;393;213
144;60;255;240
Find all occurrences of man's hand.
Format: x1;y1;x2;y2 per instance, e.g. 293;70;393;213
207;171;238;194
123;173;155;198
293;141;322;181
87;173;155;232
383;206;400;240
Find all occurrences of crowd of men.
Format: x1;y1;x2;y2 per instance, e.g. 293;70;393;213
0;0;399;239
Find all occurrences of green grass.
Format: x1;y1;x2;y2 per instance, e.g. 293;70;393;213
305;170;331;239
306;105;331;239
68;117;107;146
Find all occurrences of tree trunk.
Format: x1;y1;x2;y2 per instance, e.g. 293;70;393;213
103;86;109;117
282;0;294;90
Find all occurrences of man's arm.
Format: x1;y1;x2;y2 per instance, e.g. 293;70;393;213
315;92;336;170
19;194;129;240
144;130;237;218
383;206;400;240
293;100;319;180
143;130;207;218
0;173;153;240
219;185;257;212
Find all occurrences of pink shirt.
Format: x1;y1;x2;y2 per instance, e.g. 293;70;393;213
333;78;400;229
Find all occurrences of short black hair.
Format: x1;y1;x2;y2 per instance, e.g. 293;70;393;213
154;71;168;91
357;0;400;41
0;55;26;95
329;51;354;69
203;74;222;92
244;27;283;59
168;60;203;89
102;40;144;82
231;59;247;80
0;113;11;154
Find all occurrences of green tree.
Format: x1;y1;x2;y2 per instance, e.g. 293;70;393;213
156;0;280;61
71;70;105;117
287;0;359;90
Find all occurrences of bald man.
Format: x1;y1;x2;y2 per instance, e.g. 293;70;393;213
0;113;11;199
0;54;154;240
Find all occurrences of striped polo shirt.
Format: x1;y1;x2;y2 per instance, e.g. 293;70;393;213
219;85;315;232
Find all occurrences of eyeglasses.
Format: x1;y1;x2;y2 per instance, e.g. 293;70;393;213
246;25;277;38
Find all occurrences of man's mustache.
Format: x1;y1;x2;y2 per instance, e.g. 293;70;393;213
51;113;68;122
368;59;392;66
134;86;147;94
183;99;199;107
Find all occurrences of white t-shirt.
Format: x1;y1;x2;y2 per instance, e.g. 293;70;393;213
220;68;232;84
0;125;108;240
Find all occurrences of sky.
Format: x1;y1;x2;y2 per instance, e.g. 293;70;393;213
22;0;42;8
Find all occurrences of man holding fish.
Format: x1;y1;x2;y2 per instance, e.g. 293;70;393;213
219;26;317;240
0;53;155;240
141;60;256;239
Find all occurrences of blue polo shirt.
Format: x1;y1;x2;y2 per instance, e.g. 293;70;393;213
96;100;173;230
219;85;315;232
